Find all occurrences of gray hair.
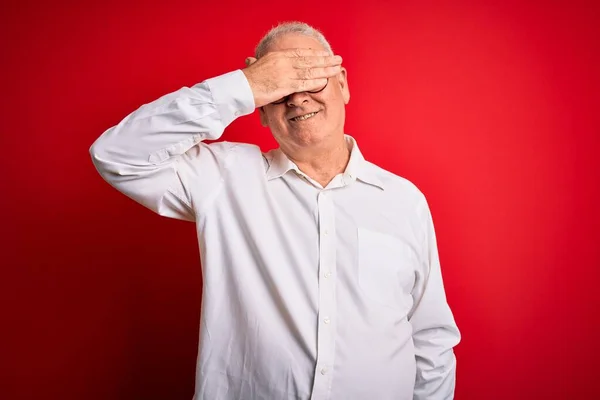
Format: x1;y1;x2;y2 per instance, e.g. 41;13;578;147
254;21;333;58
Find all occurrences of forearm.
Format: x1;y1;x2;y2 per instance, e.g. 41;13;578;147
412;320;460;399
411;198;461;399
90;70;254;179
89;69;255;218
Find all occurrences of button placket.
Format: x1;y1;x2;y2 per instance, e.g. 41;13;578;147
310;190;337;400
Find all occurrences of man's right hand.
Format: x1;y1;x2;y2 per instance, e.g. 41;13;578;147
242;49;343;108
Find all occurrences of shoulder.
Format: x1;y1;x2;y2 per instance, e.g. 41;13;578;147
363;161;437;248
201;140;271;172
363;160;428;207
178;140;267;175
192;140;264;160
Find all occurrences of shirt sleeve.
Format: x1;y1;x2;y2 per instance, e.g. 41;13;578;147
409;198;461;399
89;69;255;221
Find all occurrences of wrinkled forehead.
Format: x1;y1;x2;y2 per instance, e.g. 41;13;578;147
264;33;327;54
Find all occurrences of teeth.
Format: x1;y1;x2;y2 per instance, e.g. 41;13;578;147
293;112;317;121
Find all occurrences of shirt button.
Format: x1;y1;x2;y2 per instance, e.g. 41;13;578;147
324;271;332;278
324;317;330;324
320;367;328;375
323;229;329;235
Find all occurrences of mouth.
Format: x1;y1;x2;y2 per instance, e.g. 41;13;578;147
290;111;320;122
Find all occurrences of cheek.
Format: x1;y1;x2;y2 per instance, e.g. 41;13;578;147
264;110;289;130
325;99;344;118
265;108;281;122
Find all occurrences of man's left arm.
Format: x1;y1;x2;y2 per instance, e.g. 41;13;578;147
409;198;461;400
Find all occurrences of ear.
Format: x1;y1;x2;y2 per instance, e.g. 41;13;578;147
245;57;257;67
337;67;350;104
258;106;268;127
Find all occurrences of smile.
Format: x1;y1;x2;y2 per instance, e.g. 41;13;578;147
291;111;319;122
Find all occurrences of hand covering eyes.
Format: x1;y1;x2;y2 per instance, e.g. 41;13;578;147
270;79;329;105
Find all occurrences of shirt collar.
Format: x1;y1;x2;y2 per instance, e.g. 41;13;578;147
264;134;385;190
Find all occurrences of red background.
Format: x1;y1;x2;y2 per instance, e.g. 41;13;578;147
2;0;599;399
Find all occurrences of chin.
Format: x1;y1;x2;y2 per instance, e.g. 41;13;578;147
289;129;329;145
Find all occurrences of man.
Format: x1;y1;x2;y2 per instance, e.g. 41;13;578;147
90;21;460;400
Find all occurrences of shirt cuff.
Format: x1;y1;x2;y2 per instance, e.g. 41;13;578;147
203;69;256;127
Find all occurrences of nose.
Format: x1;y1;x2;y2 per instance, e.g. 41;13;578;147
286;92;311;107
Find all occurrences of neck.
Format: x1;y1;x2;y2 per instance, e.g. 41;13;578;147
280;134;350;187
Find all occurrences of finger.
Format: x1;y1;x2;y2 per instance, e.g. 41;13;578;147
295;65;341;80
294;78;329;92
292;55;343;69
285;48;333;58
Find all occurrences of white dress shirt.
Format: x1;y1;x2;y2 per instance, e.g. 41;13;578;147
90;69;460;400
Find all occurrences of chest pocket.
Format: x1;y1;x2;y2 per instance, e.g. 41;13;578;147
357;227;417;311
